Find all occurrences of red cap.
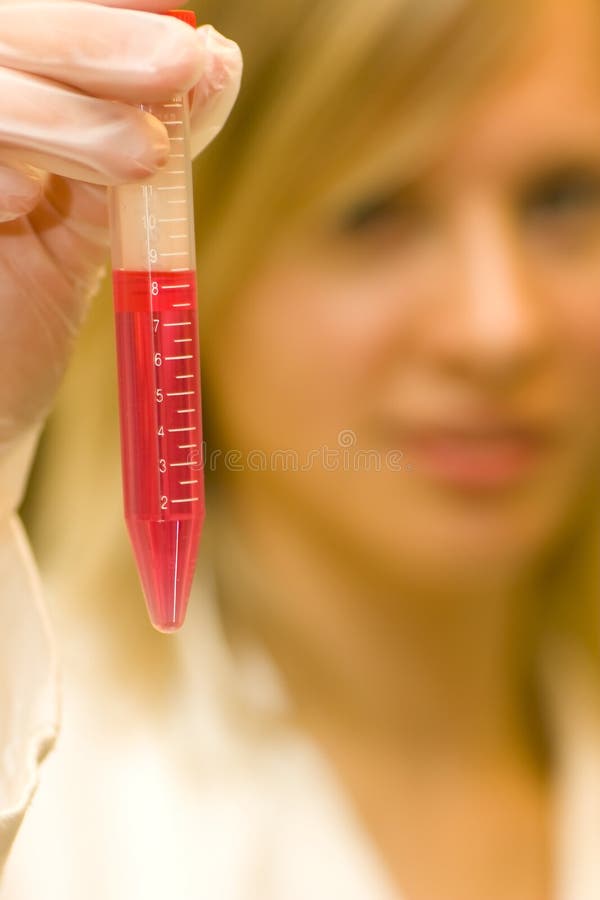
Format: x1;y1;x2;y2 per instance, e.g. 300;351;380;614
163;9;197;27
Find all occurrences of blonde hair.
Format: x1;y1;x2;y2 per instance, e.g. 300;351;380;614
26;0;595;705
194;0;535;321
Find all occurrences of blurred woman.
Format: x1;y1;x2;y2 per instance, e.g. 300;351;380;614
3;0;600;897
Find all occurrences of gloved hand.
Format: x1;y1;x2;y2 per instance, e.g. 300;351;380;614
0;0;242;505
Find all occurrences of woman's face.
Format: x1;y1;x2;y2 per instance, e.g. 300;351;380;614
206;0;600;589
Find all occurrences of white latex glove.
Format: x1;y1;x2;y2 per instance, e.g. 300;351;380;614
0;0;242;514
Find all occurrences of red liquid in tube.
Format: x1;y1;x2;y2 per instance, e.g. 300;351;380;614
113;270;204;631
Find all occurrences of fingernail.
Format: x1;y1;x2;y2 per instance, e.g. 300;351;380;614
0;188;41;220
139;115;171;166
119;116;170;180
0;165;43;214
201;24;242;58
153;139;171;168
195;25;243;100
200;24;244;86
0;209;20;223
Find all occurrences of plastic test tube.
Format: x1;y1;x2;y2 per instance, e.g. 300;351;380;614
108;9;205;632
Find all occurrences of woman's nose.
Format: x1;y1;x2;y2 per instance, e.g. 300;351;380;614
429;204;551;387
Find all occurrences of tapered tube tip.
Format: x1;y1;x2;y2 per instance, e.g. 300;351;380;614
126;516;203;632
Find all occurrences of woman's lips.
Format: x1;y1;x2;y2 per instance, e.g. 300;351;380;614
399;427;554;489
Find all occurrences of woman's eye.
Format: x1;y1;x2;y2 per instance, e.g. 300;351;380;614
334;192;427;240
524;173;600;220
337;195;401;232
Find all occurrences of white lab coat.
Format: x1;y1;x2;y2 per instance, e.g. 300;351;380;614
1;509;600;898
